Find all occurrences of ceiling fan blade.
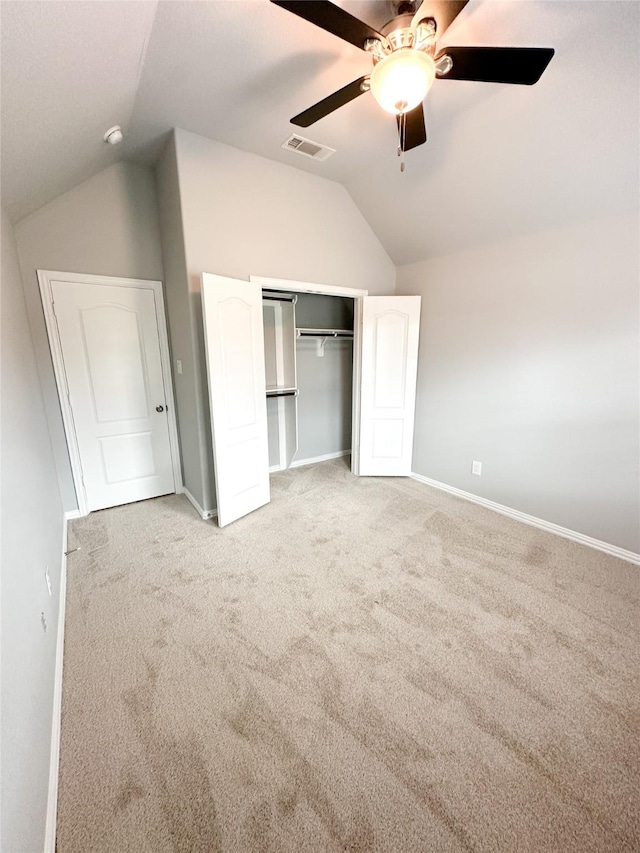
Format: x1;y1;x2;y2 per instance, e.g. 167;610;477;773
412;1;469;38
396;103;427;151
271;1;384;51
291;76;368;127
436;46;555;85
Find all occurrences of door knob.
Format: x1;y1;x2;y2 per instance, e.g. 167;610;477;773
156;405;165;413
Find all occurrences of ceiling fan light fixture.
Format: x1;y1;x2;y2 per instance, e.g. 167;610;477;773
369;49;435;114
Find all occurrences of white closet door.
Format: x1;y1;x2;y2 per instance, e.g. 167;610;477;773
358;295;421;476
201;273;270;526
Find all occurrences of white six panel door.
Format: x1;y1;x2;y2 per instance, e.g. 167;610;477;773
51;279;175;511
201;273;270;527
358;295;421;476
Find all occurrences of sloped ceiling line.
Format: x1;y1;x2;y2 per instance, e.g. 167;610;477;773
1;1;638;265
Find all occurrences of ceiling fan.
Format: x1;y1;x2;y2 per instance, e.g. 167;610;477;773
271;0;554;154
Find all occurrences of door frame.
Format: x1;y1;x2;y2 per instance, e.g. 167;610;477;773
37;270;183;517
250;275;369;475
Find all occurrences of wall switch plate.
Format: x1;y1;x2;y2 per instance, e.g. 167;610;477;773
45;566;52;596
176;360;183;375
472;460;482;476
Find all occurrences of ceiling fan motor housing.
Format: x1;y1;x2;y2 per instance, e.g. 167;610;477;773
368;13;437;61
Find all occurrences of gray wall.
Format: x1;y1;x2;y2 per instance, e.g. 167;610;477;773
14;161;165;511
155;136;197;501
294;294;354;463
175;129;396;293
397;212;640;553
294;294;354;331
1;208;65;852
156;128;396;512
296;339;353;463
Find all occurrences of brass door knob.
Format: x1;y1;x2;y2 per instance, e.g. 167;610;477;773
156;405;165;413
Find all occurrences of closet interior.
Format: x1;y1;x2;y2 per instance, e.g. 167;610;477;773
262;290;354;472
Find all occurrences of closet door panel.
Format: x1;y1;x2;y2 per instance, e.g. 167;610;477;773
358;295;421;476
202;273;270;526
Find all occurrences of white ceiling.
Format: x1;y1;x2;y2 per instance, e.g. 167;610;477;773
0;1;158;223
1;1;638;265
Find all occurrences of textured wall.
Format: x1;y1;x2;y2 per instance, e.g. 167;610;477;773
1;208;65;852
155;136;196;503
157;129;395;512
397;212;640;553
15;161;165;511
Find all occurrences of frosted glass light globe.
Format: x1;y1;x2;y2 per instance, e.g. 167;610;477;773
370;49;436;114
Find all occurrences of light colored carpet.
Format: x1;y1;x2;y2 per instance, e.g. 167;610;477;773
58;459;639;852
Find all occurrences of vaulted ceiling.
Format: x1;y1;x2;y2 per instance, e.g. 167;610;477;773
2;1;638;264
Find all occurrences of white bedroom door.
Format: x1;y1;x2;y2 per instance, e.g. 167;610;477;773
201;273;270;527
50;278;176;511
357;295;421;476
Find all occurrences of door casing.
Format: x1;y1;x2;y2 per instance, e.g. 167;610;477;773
38;270;182;517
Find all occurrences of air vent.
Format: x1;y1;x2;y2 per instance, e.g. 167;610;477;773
282;134;336;162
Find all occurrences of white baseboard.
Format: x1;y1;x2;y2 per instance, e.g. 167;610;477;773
64;508;82;521
410;473;640;566
179;486;216;520
44;515;70;852
290;449;351;469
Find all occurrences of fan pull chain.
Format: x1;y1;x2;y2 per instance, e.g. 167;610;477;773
397;110;406;173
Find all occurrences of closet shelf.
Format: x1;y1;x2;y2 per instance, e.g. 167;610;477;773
296;328;353;358
296;328;353;339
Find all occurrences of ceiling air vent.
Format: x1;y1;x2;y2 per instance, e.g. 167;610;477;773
282;134;336;162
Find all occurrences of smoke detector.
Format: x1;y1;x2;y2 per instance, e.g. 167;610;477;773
103;125;123;145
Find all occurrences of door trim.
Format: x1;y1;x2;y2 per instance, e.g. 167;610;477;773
250;275;368;476
37;270;182;517
351;297;364;475
250;275;367;299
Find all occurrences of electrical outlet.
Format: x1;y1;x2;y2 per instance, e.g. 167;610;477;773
45;566;52;596
472;460;482;476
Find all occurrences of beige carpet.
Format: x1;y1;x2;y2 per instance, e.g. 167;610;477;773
58;459;639;852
